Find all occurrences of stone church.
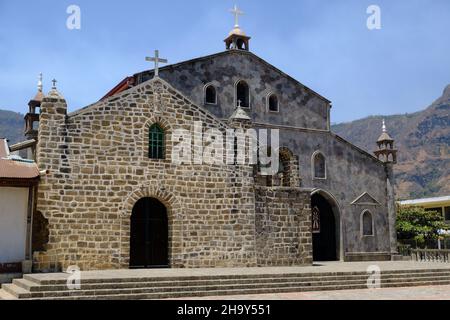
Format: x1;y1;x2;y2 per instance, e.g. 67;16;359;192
18;13;398;272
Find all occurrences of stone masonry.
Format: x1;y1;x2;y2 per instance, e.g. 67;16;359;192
33;78;313;271
28;25;398;270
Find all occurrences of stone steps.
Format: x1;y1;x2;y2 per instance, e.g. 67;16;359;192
22;268;450;285
2;268;450;300
11;272;450;293
0;288;16;300
4;279;450;301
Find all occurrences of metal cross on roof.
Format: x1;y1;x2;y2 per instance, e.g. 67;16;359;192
52;79;57;89
230;4;244;28
145;50;168;78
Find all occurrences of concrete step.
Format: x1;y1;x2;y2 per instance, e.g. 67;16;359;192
2;283;31;299
22;268;450;286
9;279;373;298
25;280;450;300
13;272;450;293
6;266;450;300
7;274;450;299
18;282;374;300
22;271;368;285
0;289;17;300
13;274;375;292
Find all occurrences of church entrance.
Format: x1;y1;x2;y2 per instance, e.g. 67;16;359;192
130;198;169;268
311;193;337;261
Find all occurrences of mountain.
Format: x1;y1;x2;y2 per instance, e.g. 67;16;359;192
0;109;24;145
332;85;450;200
1;86;449;200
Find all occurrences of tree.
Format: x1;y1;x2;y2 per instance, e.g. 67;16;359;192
396;206;449;243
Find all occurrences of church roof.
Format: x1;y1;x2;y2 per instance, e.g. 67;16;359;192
32;91;44;102
101;50;331;104
377;132;394;142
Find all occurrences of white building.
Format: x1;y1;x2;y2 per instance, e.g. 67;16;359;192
0;138;39;274
398;196;450;223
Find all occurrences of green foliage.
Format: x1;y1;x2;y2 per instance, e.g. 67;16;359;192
397;206;449;243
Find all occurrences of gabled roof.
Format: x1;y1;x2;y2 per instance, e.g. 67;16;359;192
100;77;134;101
351;192;381;206
377;132;394;142
102;50;331;104
230;106;251;121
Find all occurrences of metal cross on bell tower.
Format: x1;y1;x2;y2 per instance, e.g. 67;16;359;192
145;50;168;78
230;4;244;28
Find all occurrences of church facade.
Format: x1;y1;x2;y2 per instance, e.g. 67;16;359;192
23;22;398;272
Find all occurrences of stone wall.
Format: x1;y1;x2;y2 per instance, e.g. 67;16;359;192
138;50;331;131
34;78;261;271
32;47;397;270
275;126;395;259
135;49;396;260
255;187;312;266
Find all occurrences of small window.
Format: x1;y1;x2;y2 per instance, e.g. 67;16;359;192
205;85;217;105
313;152;326;179
362;211;374;236
149;124;165;159
236;80;249;108
268;94;279;112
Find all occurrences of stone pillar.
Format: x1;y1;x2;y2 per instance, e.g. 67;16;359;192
34;89;67;272
385;163;398;256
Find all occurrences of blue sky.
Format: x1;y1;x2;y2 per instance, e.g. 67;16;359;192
0;0;449;123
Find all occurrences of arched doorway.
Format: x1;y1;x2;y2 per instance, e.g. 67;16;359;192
311;192;339;261
130;198;168;268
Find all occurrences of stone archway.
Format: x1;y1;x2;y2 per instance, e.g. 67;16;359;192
311;189;343;261
130;197;168;268
120;185;182;268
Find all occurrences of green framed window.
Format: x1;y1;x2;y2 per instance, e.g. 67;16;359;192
149;124;165;159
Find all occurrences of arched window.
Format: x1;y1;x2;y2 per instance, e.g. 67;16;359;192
236;80;249;108
313;152;326;179
149;124;165;159
268;94;279;112
362;210;374;236
204;84;217;105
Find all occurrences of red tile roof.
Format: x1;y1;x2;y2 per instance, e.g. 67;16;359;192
101;77;134;100
0;139;40;180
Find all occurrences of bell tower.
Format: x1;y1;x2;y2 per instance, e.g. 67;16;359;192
24;73;44;159
374;120;397;164
224;5;251;51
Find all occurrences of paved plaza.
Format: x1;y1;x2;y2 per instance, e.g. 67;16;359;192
170;285;450;300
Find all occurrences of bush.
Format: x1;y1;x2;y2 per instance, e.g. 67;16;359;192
396;206;449;244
